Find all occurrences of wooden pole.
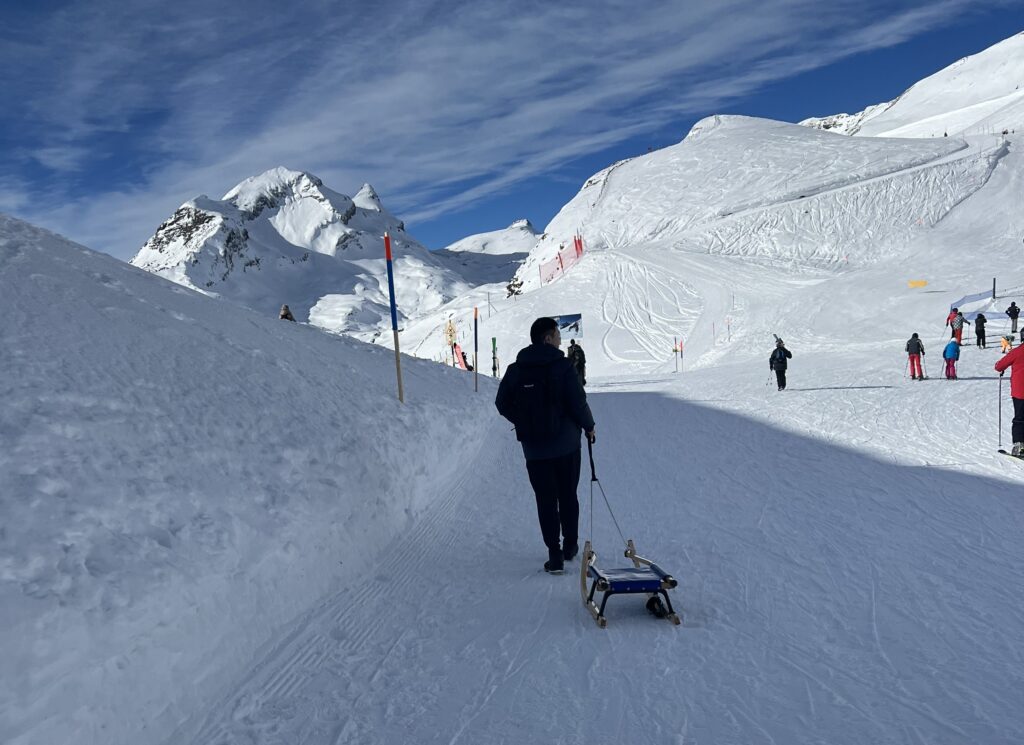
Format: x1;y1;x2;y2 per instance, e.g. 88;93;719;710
383;232;404;403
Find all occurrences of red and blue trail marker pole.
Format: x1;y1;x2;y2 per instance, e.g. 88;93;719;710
474;307;479;392
384;232;404;403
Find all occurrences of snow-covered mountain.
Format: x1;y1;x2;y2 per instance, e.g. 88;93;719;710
802;31;1024;137
131;168;473;340
441;218;539;255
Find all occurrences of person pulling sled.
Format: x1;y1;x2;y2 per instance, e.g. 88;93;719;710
494;318;596;574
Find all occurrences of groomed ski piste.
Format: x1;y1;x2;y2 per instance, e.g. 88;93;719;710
5;120;1024;745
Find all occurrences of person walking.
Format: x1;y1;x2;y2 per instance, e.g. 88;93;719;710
995;341;1024;455
945;307;959;338
769;338;793;390
943;338;961;379
1006;301;1020;334
905;333;925;379
566;339;587;387
495;317;596;573
279;304;296;321
975;313;988;348
951;311;966;345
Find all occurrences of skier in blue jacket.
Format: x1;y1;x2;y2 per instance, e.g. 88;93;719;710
943;339;961;379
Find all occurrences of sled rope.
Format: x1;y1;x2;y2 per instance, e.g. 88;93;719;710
588;440;627;547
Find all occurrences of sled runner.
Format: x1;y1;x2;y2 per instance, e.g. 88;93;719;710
580;442;681;628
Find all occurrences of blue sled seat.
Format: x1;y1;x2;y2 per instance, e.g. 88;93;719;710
588;565;671;593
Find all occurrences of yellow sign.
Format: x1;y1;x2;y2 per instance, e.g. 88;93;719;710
907;280;928;288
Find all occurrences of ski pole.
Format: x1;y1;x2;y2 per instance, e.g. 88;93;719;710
921;356;928;379
999;373;1003;449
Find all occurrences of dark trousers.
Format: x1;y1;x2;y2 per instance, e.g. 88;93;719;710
1013;397;1024;444
977;330;986;347
774;368;787;390
526;449;581;552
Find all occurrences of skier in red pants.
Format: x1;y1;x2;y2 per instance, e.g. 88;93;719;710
995;342;1024;455
905;333;925;379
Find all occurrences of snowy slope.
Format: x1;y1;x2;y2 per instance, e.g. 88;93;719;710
169;123;1024;745
502;116;999;295
131;168;472;340
803;31;1024;138
0;214;494;745
441;218;538;255
430;219;536;287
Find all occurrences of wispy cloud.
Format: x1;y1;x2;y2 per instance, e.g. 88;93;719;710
0;0;1013;258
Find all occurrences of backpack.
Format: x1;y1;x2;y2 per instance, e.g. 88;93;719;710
509;362;562;441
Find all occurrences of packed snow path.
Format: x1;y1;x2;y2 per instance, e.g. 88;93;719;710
173;374;1024;745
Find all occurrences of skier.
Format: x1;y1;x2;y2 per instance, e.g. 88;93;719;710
995;341;1024;456
1006;301;1020;333
1002;335;1015;354
943;338;961;379
494;317;596;574
945;307;959;338
905;333;925;379
951;311;966;345
974;313;988;348
279;304;296;321
566;339;587;387
769;338;793;391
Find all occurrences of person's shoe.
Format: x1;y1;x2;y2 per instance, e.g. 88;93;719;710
1012;443;1024;457
544;548;564;573
562;542;579;561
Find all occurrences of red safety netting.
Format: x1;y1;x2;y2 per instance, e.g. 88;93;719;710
539;235;585;285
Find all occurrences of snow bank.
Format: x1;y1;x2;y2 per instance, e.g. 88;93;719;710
0;214;493;745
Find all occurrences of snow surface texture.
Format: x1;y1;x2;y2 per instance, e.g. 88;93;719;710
6;30;1024;745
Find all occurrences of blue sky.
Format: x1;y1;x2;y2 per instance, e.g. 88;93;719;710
1;0;1023;259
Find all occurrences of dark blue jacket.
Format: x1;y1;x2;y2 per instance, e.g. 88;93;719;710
769;346;792;370
495;343;595;461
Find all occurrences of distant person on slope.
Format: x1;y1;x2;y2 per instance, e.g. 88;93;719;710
946;307;959;338
769;338;793;391
995;341;1024;456
951;311;966;345
905;333;925;380
1006;301;1020;333
567;339;587;387
1002;335;1015;354
943;338;961;380
975;313;988;348
494;317;596;574
279;304;296;321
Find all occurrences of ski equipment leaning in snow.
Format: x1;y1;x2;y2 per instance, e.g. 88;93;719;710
769;338;793;391
494;317;596;574
943;338;961;379
580;440;680;627
994;341;1024;456
905;333;925;380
